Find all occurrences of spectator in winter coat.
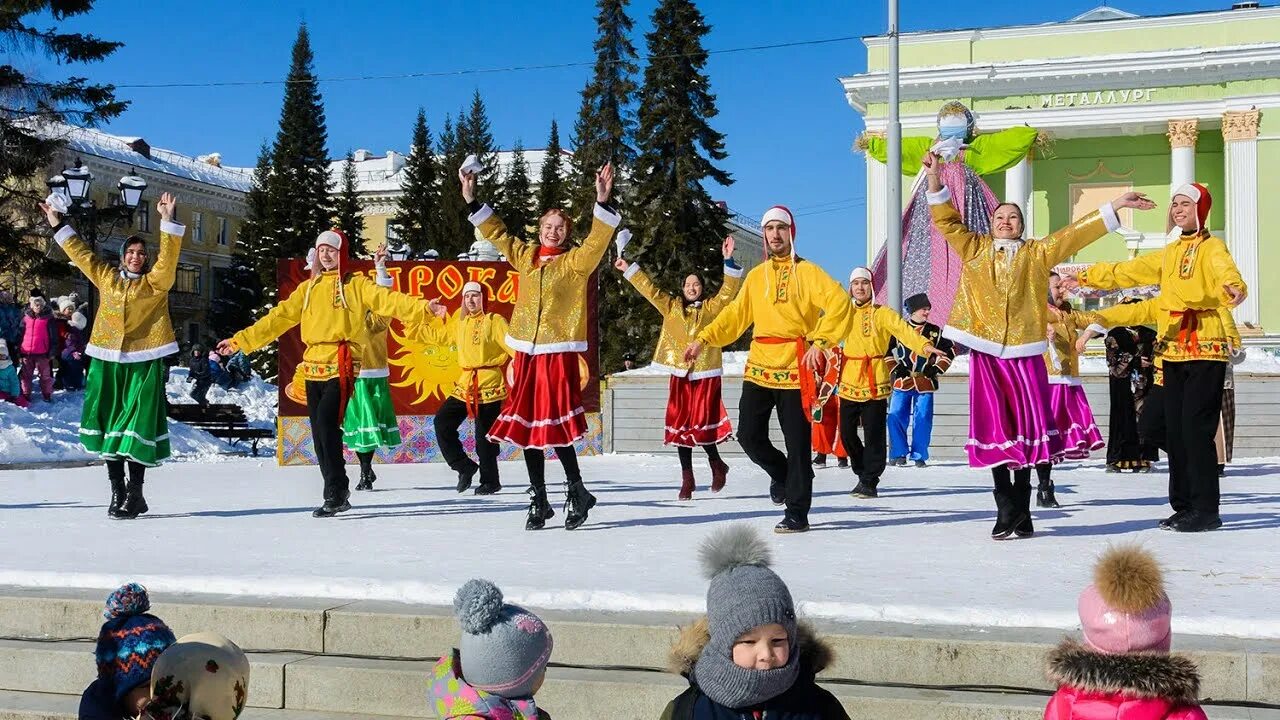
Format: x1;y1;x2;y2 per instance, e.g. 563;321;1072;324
79;584;176;720
187;344;213;406
208;350;233;389
141;632;250;720
427;579;553;720
1044;546;1208;720
886;293;954;468
19;289;58;402
226;350;252;387
0;339;26;407
661;525;850;720
0;290;22;356
55;296;88;391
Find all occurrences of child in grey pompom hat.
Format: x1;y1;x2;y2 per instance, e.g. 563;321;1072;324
427;579;553;719
660;525;849;718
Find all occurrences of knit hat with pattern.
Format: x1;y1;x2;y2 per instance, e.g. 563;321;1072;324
454;579;553;699
94;583;177;704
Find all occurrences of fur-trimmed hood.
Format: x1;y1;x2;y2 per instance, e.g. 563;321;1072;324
1047;638;1201;705
669;616;834;679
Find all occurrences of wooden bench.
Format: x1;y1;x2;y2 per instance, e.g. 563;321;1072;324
167;402;274;456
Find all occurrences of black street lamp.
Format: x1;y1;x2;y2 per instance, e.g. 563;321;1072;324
46;159;149;309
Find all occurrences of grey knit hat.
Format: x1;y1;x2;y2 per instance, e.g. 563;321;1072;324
454;579;553;699
692;525;800;707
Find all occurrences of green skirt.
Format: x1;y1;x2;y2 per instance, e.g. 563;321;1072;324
80;358;171;466
342;376;402;452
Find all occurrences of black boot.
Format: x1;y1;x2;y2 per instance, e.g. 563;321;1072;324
991;468;1015;540
769;480;785;505
1013;470;1035;538
355;452;375;491
456;464;477;494
564;480;597;530
116;478;148;520
525;485;555;530
106;461;126;518
1034;464;1059;508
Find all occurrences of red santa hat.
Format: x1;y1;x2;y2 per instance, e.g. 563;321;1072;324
1170;183;1212;233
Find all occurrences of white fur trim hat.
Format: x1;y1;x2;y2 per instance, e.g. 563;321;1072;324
462;282;484;296
849;266;872;283
315;230;344;250
760;206;795;229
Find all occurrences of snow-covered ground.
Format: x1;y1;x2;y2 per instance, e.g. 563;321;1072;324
0;369;277;465
3;454;1278;638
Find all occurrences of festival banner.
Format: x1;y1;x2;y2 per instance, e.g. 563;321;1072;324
273;258;602;465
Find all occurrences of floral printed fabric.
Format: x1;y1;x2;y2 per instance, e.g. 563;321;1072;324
428;652;541;720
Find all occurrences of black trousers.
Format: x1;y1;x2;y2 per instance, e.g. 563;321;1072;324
840;398;888;485
1140;384;1167;452
1163;361;1226;516
737;381;813;522
434;397;503;486
306;379;349;505
524;446;582;490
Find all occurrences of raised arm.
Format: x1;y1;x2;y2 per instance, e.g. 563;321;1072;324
358;276;433;329
1044;191;1152;267
1076;252;1163;291
923;152;986;261
461;167;535;272
703;237;745;316
147;193;186;293
41;200;114;289
620;262;676;316
696;281;753;350
569;163;621;274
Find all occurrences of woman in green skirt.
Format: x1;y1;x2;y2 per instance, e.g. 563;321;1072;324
41;192;185;519
344;261;401;490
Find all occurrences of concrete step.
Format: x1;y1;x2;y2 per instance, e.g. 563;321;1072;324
0;690;410;720
3;586;1278;708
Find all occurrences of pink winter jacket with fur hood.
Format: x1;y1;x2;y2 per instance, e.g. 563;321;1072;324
1044;640;1208;720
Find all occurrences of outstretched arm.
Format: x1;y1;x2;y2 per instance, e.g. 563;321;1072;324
619;261;676;316
923;152;985;262
40;199;114;289
704;236;745;316
569;163;622;274
461;169;535;272
222;284;307;355
147;192;186;293
1042;191;1150;267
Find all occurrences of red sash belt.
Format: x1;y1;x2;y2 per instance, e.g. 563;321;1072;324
336;340;355;424
1170;309;1202;357
464;363;506;419
755;336;816;414
843;354;881;399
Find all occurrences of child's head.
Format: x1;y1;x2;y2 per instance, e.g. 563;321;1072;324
453;579;552;699
94;584;176;715
144;632;250;720
692;525;800;707
1078;545;1172;654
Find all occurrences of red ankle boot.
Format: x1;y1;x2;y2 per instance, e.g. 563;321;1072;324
678;468;695;501
709;459;729;493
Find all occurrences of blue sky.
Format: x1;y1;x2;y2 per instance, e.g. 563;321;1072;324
27;0;1227;278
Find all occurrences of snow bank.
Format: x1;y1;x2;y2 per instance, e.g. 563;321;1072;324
0;370;279;465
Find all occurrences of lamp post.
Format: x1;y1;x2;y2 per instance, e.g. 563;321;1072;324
885;0;903;311
46;159;149;310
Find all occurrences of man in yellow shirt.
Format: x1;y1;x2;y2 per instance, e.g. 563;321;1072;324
685;206;853;533
424;282;514;497
1072;183;1246;532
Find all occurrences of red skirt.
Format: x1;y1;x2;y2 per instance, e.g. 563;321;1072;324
664;375;732;447
487;351;587;449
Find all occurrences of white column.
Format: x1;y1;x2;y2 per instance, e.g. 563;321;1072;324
866;154;887;262
1004;155;1033;233
1223;110;1262;328
1167;119;1198;192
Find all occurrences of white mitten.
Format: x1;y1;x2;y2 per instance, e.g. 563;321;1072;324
45;193;71;215
460;154;484;176
615;228;632;258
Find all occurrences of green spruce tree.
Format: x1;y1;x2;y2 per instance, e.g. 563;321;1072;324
0;1;125;293
264;24;332;261
536;120;570;213
459;91;502;211
621;0;733;372
333;151;366;255
391;108;442;255
435;114;473;258
496;141;536;236
212;144;275;377
570;0;639;224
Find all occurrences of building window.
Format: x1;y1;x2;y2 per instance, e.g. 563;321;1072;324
136;200;150;233
217;217;228;246
188;323;201;345
175;263;201;295
192;211;204;243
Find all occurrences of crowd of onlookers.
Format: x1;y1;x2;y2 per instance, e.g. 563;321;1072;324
0;286;255;409
0;288;88;408
81;526;1209;720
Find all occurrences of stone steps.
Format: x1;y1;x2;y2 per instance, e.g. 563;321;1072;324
1;585;1277;719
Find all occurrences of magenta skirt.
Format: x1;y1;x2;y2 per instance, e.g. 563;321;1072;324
967;352;1060;469
1048;383;1105;461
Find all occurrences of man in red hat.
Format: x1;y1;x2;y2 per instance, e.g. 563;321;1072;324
1071;182;1246;532
684;206;853;533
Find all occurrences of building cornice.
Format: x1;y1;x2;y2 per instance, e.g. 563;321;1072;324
842;44;1280;113
860;7;1280;47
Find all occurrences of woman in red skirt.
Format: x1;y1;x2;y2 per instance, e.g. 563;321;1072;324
614;236;744;500
461;162;619;531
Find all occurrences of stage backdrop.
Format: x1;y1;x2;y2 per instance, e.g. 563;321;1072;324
274;258;603;465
